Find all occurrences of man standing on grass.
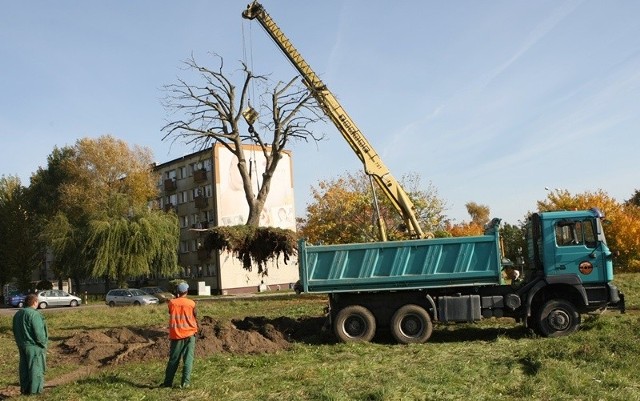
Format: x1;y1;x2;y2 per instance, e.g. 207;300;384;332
12;293;48;395
162;282;198;389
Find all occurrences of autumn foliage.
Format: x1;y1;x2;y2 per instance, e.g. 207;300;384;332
446;222;484;237
299;176;376;244
298;171;447;244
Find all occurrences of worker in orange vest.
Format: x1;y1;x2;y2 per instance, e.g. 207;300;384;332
162;282;198;388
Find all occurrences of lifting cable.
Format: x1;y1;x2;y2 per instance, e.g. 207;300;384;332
242;19;261;194
241;17;258;133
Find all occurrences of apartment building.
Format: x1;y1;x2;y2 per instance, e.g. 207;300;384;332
153;143;298;295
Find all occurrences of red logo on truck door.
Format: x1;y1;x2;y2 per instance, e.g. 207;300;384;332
579;261;593;275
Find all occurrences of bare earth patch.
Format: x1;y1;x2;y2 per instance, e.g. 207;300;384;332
0;315;326;397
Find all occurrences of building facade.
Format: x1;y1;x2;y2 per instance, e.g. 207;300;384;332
153;144;298;295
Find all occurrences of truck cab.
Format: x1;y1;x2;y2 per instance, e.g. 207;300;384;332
521;208;624;336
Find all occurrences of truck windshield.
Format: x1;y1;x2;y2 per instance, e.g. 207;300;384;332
555;219;598;248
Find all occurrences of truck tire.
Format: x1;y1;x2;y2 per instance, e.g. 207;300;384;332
333;305;376;343
390;304;433;344
536;299;580;337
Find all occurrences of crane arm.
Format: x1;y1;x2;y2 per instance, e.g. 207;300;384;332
243;1;424;239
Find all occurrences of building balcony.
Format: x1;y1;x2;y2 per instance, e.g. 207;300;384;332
193;169;207;183
191;221;209;230
197;248;210;261
164;179;177;192
194;195;209;209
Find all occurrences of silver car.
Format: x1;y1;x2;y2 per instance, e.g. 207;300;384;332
105;288;159;307
140;286;175;303
36;290;82;309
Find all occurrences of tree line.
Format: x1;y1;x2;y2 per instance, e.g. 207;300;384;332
0;136;179;293
296;171;640;272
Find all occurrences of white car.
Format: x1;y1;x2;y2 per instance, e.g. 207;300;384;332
36;289;82;309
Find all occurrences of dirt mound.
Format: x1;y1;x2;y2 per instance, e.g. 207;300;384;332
58;315;327;368
0;315;327;396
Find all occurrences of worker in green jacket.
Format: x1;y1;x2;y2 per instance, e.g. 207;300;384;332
12;293;48;395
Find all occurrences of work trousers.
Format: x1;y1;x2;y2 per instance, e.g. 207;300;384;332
163;335;195;387
18;345;46;395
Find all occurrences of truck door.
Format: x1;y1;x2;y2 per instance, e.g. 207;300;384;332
552;218;604;284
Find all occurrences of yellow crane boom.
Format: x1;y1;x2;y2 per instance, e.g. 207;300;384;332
243;1;425;240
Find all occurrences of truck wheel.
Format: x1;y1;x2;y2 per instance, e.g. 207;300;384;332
536;299;580;337
390;304;433;344
334;305;376;343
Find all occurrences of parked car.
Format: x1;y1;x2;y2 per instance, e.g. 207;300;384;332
36;289;82;309
140;286;175;303
6;291;27;308
105;288;159;307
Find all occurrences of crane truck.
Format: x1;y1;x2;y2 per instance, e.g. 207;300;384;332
242;2;625;344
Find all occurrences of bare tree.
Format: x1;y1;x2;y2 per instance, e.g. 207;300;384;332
162;54;324;226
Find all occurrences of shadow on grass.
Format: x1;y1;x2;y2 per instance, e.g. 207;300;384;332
518;355;542;376
76;373;156;389
428;324;530;343
238;315;533;346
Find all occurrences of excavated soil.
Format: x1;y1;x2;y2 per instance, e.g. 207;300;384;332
0;315;327;397
58;315;327;366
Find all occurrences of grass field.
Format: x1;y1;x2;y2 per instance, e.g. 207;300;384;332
1;273;639;401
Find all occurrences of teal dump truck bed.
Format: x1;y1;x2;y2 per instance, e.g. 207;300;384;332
298;231;504;294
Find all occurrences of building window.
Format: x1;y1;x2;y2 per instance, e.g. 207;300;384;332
191;187;202;199
165;194;177;205
203;210;215;223
165;169;176;180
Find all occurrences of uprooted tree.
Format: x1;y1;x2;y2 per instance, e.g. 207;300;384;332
162;54;325;272
203;226;297;274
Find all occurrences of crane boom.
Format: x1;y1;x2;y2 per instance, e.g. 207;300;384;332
243;1;424;239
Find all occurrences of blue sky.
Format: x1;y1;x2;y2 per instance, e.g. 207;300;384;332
1;1;639;224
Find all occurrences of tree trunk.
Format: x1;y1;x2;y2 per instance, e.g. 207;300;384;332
246;197;267;227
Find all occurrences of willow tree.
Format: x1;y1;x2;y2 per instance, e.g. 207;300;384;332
162;55;323;227
41;136;180;289
85;203;179;287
